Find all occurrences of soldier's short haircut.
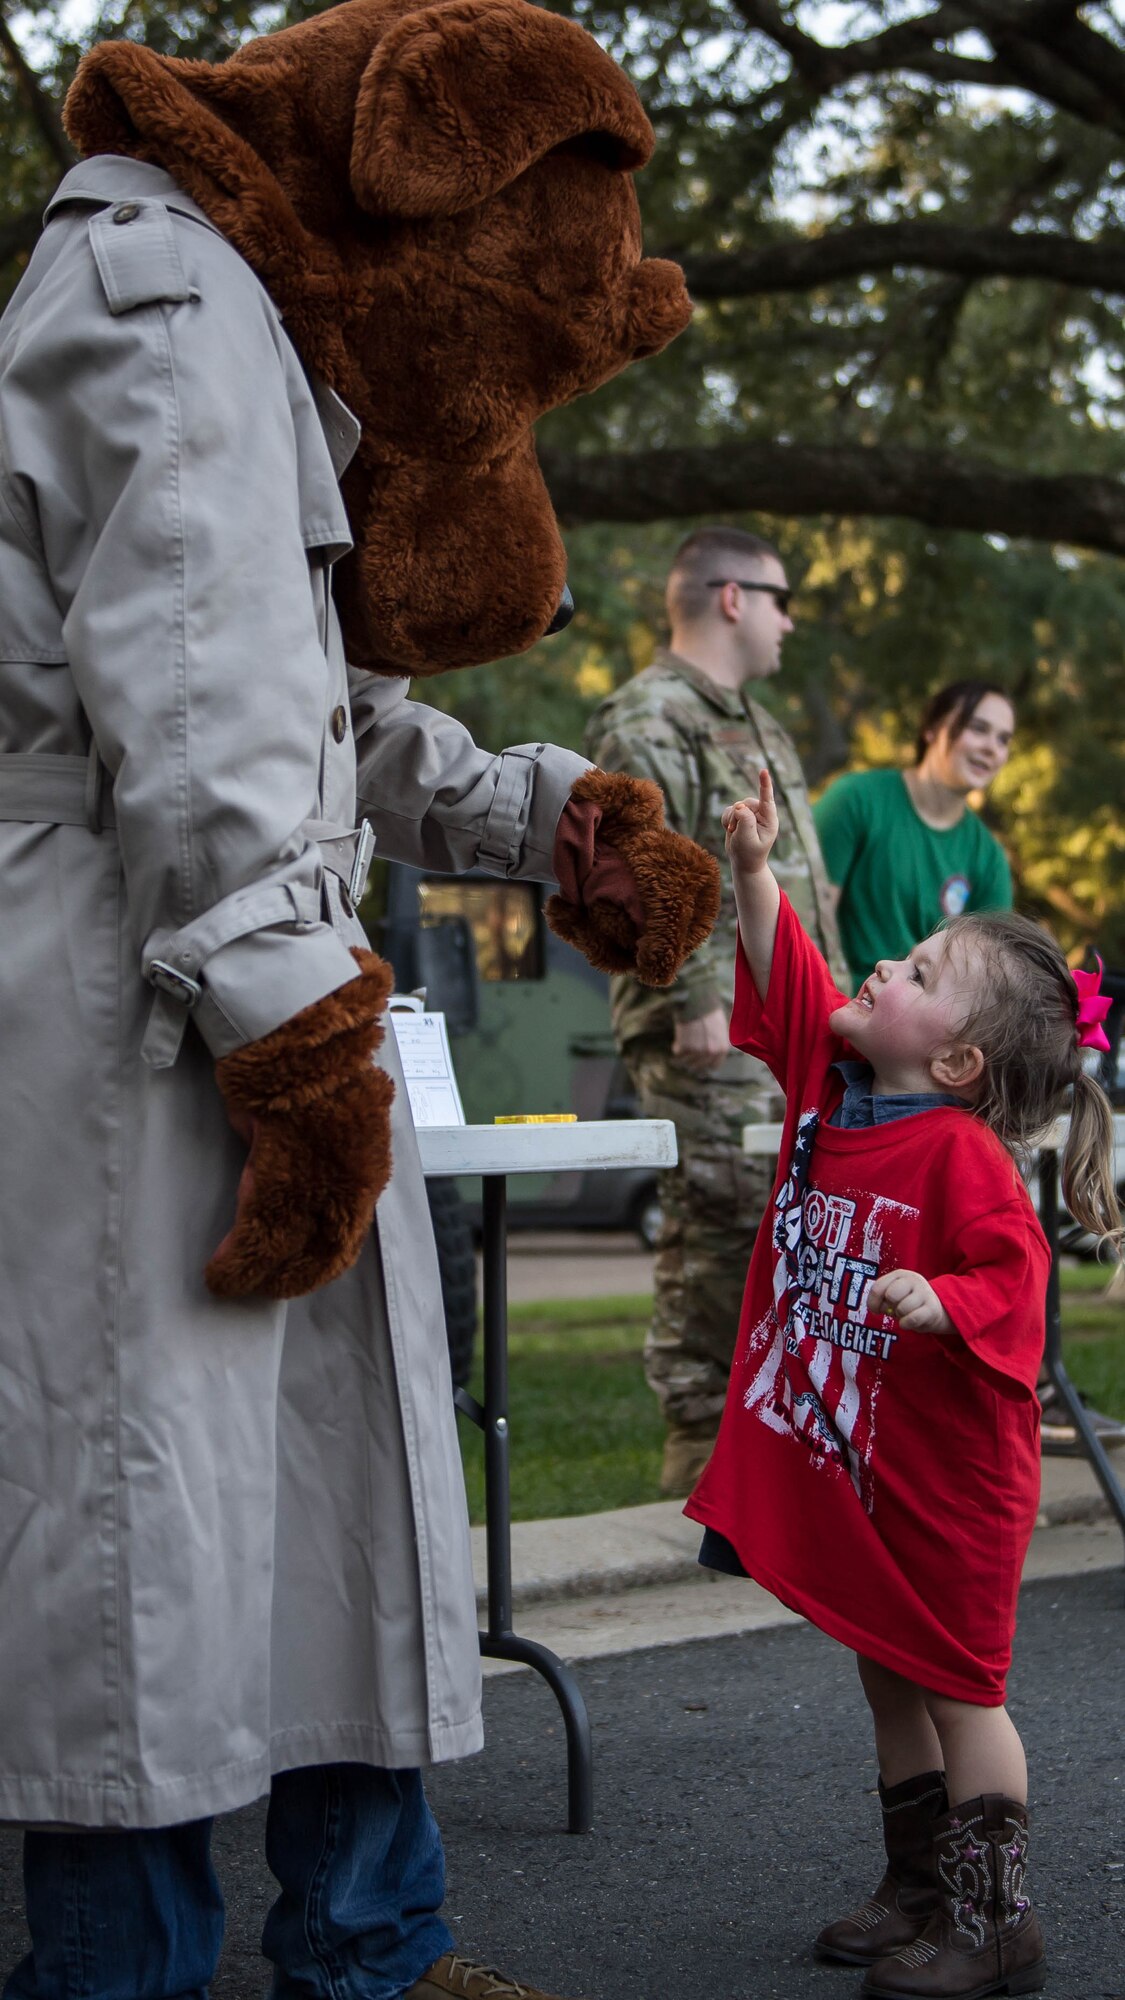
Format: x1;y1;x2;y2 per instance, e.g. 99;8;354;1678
667;527;782;627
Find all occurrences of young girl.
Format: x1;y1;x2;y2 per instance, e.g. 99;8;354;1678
687;771;1120;2000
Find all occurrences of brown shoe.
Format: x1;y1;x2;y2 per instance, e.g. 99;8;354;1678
659;1421;718;1496
861;1796;1046;1999
405;1953;580;2000
816;1770;947;1965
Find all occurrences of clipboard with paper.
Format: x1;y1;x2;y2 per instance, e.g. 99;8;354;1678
387;997;466;1127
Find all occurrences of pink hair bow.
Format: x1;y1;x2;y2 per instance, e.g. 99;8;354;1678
1073;957;1112;1053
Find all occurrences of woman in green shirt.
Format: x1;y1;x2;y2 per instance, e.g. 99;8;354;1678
814;679;1015;992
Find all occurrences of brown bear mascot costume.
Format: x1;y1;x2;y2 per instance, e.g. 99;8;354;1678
0;0;717;1991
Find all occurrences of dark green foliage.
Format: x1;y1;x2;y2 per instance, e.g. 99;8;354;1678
3;1;1123;952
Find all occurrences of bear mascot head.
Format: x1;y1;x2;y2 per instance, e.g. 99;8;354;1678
65;0;692;675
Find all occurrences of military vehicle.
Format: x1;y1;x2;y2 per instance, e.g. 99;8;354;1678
363;860;662;1381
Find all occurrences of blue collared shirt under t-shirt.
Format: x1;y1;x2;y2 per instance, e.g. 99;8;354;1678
829;1060;964;1129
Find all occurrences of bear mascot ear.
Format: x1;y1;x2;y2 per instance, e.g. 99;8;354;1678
351;0;653;218
64;0;692;674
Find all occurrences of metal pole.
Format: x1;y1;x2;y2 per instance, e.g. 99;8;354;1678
480;1175;513;1639
1038;1145;1125;1560
474;1173;594;1830
482;1632;594;1835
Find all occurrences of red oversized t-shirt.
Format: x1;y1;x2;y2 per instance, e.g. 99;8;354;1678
687;896;1048;1704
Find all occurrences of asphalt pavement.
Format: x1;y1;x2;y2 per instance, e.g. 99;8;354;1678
2;1566;1121;2000
3;1244;1120;1994
418;1567;1125;2000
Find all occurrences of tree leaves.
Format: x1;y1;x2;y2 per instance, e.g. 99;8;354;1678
2;0;1123;952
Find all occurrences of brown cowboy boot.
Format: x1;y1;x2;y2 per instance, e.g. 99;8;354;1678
861;1795;1046;1999
816;1770;947;1964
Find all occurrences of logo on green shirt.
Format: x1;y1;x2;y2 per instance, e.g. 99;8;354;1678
939;873;972;918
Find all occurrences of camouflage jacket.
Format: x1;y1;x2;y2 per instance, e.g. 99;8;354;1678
584;648;846;1048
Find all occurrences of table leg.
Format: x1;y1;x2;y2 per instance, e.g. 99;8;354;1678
468;1173;594;1832
1038;1147;1125;1564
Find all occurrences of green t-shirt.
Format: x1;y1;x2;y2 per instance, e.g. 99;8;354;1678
813;768;1013;989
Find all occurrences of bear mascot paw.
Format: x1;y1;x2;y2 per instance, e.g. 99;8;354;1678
206;953;395;1300
549;770;721;988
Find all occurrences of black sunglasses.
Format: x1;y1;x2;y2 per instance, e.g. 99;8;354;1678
707;579;793;615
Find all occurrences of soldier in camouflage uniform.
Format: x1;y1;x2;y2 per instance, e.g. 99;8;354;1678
584;527;846;1493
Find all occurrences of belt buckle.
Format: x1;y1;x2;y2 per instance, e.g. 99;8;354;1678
348;819;376;907
148;959;202;1006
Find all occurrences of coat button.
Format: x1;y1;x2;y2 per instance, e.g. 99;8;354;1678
112;203;141;224
331;704;348;743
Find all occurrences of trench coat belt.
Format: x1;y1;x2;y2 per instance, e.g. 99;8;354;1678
0;747;116;833
0;751;376;1060
0;755;375;905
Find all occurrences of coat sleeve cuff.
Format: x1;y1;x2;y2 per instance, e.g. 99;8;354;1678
486;743;592;880
142;876;363;1066
192;927;365;1062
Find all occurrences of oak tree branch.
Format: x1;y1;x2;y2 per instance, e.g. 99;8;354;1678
540;441;1125;557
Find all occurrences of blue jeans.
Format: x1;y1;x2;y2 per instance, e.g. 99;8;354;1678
4;1765;453;2000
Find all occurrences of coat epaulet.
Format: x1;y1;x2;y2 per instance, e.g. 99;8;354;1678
88;198;199;316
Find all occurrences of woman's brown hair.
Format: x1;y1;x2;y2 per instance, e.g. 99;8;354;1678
942;910;1121;1250
913;679;1013;767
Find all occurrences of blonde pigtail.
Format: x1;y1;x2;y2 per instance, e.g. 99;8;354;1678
1061;1071;1122;1254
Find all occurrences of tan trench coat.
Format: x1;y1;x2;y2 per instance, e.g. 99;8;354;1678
0;156;587;1829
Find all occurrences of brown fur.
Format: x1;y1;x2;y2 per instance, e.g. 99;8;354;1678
214;950;393;1113
206;950;396;1300
546;769;720;987
64;0;691;675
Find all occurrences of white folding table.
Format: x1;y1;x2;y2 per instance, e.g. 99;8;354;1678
416;1118;677;1832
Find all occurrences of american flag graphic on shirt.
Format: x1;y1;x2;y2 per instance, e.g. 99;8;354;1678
740;1108;919;1513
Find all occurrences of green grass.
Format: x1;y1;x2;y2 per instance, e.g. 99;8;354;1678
1059;1264;1125;1419
458;1268;1125;1524
457;1296;662;1524
1055;1263;1120;1293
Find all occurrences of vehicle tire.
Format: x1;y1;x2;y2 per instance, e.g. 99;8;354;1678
426;1177;478;1388
630;1182;664;1250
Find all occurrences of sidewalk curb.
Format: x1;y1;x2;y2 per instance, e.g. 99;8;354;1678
472;1499;705;1613
1037;1492;1112;1528
473;1469;1117;1615
486;1550;703;1612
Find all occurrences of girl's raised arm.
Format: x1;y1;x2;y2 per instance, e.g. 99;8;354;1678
723;768;782;1002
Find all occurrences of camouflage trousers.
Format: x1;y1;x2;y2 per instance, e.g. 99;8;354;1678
623;1040;779;1431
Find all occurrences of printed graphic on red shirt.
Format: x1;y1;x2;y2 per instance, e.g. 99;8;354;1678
744;1104;919;1515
